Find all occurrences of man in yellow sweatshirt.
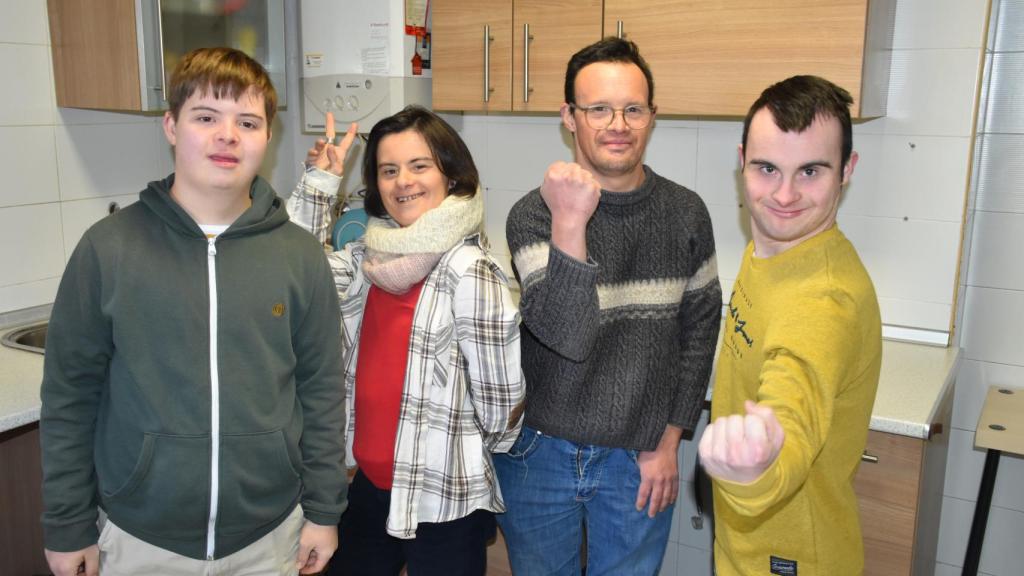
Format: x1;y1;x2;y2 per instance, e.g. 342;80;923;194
699;75;882;575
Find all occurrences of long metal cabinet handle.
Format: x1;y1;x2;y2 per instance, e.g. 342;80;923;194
861;451;879;464
523;24;533;103
156;0;167;102
483;25;492;103
616;20;624;38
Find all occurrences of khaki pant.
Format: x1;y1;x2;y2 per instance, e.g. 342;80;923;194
97;505;304;576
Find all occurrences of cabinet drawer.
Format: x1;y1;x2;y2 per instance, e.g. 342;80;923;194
855;430;924;576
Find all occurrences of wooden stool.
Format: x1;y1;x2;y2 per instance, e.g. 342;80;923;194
962;386;1024;575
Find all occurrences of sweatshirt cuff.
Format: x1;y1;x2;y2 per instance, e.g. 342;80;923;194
715;461;777;501
302;503;347;527
43;516;100;553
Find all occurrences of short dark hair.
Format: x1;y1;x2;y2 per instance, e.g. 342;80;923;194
564;37;654;106
362;106;480;219
166;47;277;131
741;75;854;171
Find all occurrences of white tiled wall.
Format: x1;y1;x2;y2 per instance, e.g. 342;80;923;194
0;1;157;312
939;1;1024;574
0;0;304;314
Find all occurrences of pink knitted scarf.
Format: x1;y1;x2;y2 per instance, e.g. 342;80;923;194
361;191;483;294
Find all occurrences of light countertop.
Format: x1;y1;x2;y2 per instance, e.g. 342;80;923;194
871;339;960;439
1;307;49;433
1;314;960;439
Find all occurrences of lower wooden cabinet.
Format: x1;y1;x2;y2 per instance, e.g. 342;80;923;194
855;384;953;576
0;423;48;576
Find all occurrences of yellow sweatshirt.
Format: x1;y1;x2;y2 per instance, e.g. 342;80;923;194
711;226;882;576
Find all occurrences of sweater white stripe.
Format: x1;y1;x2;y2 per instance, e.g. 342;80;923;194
512;241;550;289
687;255;719;292
514;242;719;310
597;279;686;310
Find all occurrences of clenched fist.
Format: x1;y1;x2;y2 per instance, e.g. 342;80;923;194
540;162;601;260
698;400;785;485
540;161;601;224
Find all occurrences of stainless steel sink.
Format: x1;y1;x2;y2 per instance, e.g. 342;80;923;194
1;322;47;354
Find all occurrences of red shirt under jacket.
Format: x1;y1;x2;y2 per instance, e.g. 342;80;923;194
352;280;425;490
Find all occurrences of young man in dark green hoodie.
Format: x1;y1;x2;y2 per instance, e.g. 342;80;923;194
40;47;347;576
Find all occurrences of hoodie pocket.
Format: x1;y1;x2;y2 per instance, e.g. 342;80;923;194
217;429;302;536
101;433;209;541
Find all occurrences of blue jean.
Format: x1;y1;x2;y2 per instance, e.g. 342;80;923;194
493;425;673;576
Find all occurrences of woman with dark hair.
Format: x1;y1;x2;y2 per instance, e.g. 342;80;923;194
287;105;524;576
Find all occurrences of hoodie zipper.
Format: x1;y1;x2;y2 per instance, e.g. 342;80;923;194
205;236;221;560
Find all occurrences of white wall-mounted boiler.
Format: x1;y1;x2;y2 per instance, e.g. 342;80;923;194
300;0;431;134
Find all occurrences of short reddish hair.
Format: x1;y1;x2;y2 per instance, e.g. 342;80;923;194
166;47;277;131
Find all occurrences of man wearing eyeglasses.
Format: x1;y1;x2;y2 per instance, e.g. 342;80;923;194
495;37;721;575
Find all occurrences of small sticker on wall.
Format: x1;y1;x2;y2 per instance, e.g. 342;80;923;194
304;53;323;70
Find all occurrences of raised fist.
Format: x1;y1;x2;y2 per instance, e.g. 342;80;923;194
540;161;601;227
698;400;786;485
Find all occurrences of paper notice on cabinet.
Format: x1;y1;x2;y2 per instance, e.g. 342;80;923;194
405;0;428;36
370;22;389;42
362;47;388;75
362;22;390;75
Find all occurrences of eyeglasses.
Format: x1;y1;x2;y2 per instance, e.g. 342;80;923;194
571;103;656;130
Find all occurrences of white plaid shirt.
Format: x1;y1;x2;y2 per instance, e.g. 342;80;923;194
288;170;525;538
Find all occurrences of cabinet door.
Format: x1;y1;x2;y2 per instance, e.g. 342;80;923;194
433;0;513;111
48;0;286;111
0;424;48;576
854;430;923;576
604;0;871;116
512;0;602;112
48;0;143;110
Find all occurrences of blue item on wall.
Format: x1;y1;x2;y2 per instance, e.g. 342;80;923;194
333;208;368;250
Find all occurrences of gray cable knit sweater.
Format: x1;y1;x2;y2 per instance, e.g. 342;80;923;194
507;165;722;451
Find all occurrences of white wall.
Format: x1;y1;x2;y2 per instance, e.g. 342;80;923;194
0;0;304;314
451;0;991;572
936;1;1024;575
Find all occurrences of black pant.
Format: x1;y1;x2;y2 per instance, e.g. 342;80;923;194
326;470;496;576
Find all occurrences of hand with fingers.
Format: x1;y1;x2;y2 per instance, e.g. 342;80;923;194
698;400;785;485
295;521;338;574
45;546;98;576
306;111;359;177
634;427;682;518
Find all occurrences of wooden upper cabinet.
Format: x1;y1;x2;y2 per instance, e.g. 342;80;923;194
432;0;601;112
512;0;602;112
433;0;513;112
604;0;896;118
47;0;288;112
48;0;145;111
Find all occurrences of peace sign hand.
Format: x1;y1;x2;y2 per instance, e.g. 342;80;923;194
306;111;358;177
